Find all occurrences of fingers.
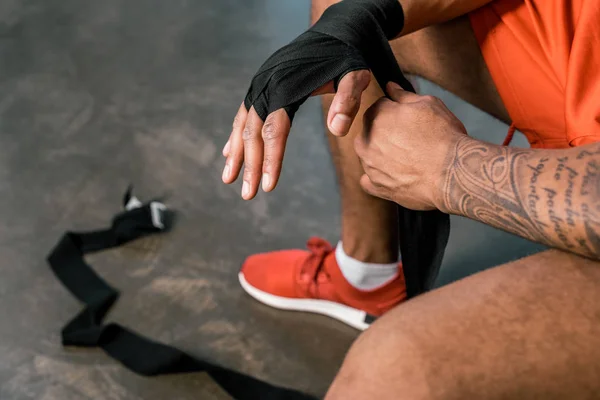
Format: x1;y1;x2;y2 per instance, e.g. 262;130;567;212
223;103;291;199
354;124;367;156
240;107;265;200
360;174;393;202
222;140;231;157
359;174;382;198
385;82;421;103
223;103;247;184
359;97;389;146
261;109;290;192
327;70;371;136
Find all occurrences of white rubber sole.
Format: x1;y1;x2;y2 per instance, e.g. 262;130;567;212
238;272;372;331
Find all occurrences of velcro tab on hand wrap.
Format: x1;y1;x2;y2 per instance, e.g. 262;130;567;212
244;0;411;122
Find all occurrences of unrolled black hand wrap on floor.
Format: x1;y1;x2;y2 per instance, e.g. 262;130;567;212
48;189;316;400
244;0;450;297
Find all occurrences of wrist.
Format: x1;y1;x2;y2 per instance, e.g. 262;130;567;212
311;0;413;93
362;0;406;39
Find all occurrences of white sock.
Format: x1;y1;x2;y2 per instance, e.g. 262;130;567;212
335;241;399;291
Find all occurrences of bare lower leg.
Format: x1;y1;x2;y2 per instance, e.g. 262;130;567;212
311;6;510;264
327;250;600;399
322;90;399;264
313;1;398;264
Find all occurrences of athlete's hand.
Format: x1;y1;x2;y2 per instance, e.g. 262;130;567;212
355;82;467;210
222;70;371;200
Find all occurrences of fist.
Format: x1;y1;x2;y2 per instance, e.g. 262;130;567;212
355;82;467;210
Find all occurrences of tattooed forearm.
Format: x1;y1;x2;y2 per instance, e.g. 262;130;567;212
442;138;600;260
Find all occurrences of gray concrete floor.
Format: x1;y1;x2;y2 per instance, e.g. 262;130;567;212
0;0;543;399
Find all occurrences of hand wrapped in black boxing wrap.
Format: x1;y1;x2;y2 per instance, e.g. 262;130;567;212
242;0;451;299
244;0;413;122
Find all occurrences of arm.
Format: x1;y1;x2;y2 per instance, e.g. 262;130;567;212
442;138;600;259
225;0;494;200
310;0;494;37
397;0;493;36
355;82;600;260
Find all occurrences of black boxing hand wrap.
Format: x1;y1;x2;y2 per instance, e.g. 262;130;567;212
244;0;411;122
243;0;451;300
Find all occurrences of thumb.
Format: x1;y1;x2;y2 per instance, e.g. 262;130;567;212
385;81;420;103
327;70;371;136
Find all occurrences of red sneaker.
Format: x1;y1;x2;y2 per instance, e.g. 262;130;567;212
239;237;406;330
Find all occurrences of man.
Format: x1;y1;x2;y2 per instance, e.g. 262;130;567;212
224;0;600;397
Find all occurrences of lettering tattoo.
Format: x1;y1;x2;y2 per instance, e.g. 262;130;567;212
443;139;600;260
581;160;599;196
576;146;600;160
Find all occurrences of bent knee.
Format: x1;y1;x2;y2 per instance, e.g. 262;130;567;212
326;319;432;400
327;251;600;400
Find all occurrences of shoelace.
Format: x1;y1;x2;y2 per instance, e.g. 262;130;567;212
300;237;334;286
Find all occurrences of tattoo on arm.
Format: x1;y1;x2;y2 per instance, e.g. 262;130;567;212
442;138;600;259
